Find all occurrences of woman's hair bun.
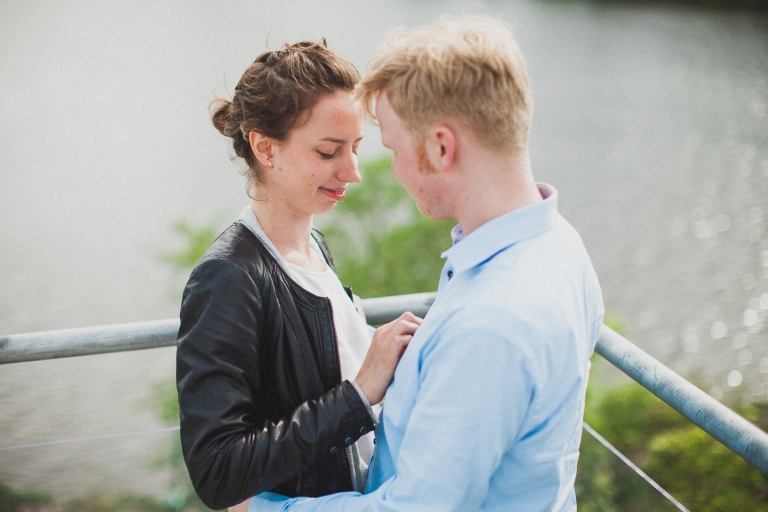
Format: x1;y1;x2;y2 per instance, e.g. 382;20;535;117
210;98;234;138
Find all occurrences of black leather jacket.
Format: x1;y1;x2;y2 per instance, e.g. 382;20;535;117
176;223;375;510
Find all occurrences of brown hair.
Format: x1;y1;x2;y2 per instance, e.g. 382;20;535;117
211;40;360;196
357;16;533;154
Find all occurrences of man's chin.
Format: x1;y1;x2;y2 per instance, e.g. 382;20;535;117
415;203;451;221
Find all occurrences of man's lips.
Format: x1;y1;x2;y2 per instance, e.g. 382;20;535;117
320;187;346;201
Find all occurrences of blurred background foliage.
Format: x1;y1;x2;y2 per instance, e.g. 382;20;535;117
7;157;766;511
576;365;768;511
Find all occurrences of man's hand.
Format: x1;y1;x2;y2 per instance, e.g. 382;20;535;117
355;312;423;405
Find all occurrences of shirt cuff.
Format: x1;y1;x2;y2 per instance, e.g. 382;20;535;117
349;379;379;425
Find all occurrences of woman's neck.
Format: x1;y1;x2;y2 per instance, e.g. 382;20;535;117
250;198;325;271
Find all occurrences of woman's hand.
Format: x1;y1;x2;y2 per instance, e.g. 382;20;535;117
355;312;423;405
228;498;250;512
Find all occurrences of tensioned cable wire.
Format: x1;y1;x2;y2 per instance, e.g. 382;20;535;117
0;426;180;452
583;422;690;512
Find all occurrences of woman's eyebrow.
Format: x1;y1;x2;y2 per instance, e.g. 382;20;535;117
318;136;365;143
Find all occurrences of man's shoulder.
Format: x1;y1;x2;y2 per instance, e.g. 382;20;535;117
479;215;601;304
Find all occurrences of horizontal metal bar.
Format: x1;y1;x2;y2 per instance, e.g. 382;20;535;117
0;319;181;365
3;292;767;477
0;293;436;365
360;291;435;325
596;324;768;476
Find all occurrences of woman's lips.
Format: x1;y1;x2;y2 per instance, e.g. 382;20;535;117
320;187;346;201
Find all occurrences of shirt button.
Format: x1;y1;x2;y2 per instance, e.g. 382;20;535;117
360;426;368;435
330;446;339;454
345;437;354;446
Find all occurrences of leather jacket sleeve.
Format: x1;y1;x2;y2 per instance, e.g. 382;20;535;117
176;256;374;510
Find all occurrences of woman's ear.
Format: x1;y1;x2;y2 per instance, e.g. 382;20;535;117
249;131;274;168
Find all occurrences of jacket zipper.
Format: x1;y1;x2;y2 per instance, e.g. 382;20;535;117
326;298;343;383
295;472;303;495
326;298;354;489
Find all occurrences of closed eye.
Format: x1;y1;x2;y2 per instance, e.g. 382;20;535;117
318;151;335;160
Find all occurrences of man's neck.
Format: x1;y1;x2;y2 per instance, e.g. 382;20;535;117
450;150;542;235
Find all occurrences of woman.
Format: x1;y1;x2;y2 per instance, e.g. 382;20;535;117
175;40;421;511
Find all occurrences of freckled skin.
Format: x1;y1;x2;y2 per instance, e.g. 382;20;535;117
376;94;454;221
264;91;364;217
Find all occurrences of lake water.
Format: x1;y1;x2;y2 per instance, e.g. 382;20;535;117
1;0;767;500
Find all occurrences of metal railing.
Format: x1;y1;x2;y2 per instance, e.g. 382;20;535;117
2;290;767;479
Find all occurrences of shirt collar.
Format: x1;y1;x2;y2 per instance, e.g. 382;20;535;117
442;183;559;274
236;206;286;266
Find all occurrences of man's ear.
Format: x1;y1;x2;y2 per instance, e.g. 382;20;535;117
428;125;456;173
248;131;274;167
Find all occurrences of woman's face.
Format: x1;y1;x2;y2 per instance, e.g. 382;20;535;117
267;90;363;216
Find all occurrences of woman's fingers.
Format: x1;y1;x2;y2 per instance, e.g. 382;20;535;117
396;334;413;348
395;320;420;336
383;313;423;335
355;312;424;404
398;311;424;325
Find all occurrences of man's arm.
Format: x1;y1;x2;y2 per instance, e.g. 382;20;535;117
251;317;533;511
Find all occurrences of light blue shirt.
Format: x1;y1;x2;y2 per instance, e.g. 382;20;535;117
250;183;604;511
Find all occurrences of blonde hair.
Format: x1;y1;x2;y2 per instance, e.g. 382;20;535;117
358;16;532;153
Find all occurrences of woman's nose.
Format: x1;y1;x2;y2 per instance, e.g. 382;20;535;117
338;152;361;183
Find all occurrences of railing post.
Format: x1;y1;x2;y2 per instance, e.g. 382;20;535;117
596;324;768;476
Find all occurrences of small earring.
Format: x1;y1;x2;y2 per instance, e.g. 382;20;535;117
267;161;273;167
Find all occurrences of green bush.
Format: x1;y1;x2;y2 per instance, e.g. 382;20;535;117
60;493;177;512
579;377;768;511
144;380;218;512
160;221;221;273
0;481;53;512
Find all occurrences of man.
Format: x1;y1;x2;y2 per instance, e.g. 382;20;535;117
253;15;604;511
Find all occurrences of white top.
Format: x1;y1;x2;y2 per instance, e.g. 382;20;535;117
236;206;375;492
282;243;370;388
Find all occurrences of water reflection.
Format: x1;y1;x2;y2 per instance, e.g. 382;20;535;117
734;331;749;349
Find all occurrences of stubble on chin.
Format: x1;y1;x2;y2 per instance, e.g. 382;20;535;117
412;140;453;221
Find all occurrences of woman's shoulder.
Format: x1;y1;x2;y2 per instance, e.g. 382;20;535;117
194;223;278;283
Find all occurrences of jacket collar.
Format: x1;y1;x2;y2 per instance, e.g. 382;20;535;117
441;183;559;274
237;206;333;273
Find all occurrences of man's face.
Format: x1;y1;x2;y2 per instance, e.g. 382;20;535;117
375;92;449;220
